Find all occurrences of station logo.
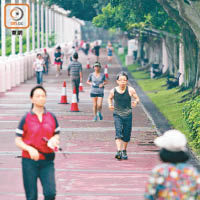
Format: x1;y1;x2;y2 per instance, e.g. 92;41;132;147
4;4;30;29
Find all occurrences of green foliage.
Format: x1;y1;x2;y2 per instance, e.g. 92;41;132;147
45;0;108;21
183;96;200;149
93;0;180;36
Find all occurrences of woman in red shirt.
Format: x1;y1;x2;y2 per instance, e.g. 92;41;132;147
15;85;60;200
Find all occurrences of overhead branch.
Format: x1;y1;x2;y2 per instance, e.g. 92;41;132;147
156;0;188;28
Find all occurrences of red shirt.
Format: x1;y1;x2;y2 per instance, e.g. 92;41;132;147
16;110;60;160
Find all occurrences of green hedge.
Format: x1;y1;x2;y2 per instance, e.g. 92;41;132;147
183;96;200;149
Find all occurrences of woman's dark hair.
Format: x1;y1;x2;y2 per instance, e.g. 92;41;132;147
116;71;128;80
93;61;101;69
159;148;189;164
37;53;41;57
30;85;47;98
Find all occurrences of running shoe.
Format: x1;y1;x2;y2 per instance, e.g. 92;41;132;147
121;150;128;160
97;112;103;120
93;116;98;122
115;151;122;160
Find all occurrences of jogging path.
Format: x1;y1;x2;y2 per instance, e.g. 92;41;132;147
0;48;193;200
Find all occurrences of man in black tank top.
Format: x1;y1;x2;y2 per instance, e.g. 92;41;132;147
108;72;140;160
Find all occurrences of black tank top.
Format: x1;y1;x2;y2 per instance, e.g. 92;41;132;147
114;86;132;117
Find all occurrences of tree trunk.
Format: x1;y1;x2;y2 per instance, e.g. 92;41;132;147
182;28;199;88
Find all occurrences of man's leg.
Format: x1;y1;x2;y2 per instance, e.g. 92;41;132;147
36;72;40;84
46;63;48;74
22;158;38;200
75;79;80;102
39;71;43;84
121;114;132;160
114;114;123;160
39;160;56;200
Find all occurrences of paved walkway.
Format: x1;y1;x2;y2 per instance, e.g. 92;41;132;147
0;48;161;199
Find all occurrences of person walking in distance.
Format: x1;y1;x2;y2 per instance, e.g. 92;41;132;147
15;85;60;200
106;41;113;64
54;46;62;77
59;47;64;73
67;52;83;102
145;130;200;199
108;71;139;160
33;53;45;85
93;41;101;62
87;62;108;121
43;48;50;74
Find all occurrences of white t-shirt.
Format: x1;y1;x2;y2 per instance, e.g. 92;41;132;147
34;58;44;72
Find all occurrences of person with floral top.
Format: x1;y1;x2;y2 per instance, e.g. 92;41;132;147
144;129;200;200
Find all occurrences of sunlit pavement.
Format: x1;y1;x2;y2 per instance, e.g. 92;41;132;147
0;49;160;200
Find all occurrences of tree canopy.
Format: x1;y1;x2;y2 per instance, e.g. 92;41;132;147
93;0;180;35
44;0;109;21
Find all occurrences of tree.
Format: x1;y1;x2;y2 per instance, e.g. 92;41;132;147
44;0;109;21
156;0;200;89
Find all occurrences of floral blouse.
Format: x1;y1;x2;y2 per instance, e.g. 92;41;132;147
144;163;200;200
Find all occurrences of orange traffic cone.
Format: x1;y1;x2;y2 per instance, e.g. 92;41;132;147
104;65;109;79
70;87;79;112
59;81;68;104
86;58;90;69
79;82;84;92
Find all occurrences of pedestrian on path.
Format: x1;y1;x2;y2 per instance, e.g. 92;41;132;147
144;129;200;199
68;46;76;62
68;52;83;102
54;46;62;77
87;61;108;122
92;41;101;62
33;53;45;85
108;71;139;160
107;41;113;64
42;48;50;74
60;47;64;73
15;85;60;200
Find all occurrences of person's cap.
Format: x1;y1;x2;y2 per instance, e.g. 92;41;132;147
154;129;187;152
56;46;61;50
93;62;101;68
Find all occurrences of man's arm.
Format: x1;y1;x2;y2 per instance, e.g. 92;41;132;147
108;89;114;111
80;71;83;82
129;87;140;107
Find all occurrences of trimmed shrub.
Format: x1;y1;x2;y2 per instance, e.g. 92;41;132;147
183;96;200;149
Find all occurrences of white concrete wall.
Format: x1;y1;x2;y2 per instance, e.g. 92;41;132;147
0;2;83;93
0;48;59;93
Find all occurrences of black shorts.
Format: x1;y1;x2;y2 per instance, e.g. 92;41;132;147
90;93;104;98
113;113;132;142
